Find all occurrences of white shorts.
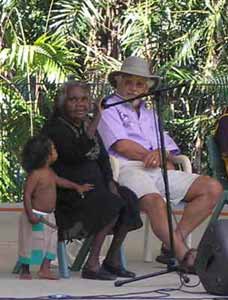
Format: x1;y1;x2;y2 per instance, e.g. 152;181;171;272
118;161;199;205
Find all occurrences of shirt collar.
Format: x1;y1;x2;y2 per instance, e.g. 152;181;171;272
114;93;146;111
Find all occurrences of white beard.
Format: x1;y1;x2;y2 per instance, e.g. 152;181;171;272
132;99;141;108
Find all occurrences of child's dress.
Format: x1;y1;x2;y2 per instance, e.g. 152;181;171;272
18;209;57;265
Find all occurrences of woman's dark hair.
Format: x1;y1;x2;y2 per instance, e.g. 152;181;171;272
53;80;91;117
21;135;52;173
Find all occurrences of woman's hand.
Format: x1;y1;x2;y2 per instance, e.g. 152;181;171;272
86;102;101;138
108;180;120;197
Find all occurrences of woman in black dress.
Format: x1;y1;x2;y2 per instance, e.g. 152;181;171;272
42;81;142;280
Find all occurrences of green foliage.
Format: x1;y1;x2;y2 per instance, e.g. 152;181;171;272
1;33;79;83
0;83;46;202
0;0;228;202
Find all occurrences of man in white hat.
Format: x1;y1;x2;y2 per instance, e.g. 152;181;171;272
98;56;223;273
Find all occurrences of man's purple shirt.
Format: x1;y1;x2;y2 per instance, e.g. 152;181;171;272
98;94;180;160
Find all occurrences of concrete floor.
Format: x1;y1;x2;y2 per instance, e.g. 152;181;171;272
0;207;222;299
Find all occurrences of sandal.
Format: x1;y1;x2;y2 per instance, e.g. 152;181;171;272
178;248;197;275
156;245;174;265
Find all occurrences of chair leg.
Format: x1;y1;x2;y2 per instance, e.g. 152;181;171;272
143;216;153;262
69;235;127;272
70;235;94;272
12;260;22;274
119;245;127;269
185;233;192;248
57;241;70;278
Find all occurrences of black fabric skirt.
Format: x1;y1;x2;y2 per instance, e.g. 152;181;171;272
54;161;142;240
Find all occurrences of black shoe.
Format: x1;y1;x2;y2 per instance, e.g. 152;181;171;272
102;261;136;278
81;267;116;280
156;246;175;265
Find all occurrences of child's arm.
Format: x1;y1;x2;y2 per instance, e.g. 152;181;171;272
23;173;41;224
54;173;94;194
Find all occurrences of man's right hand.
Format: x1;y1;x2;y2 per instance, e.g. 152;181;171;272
143;150;161;168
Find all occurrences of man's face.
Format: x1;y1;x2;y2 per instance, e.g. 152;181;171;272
116;74;149;100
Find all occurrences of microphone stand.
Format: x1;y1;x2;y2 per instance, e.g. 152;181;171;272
102;82;189;110
101;84;189;287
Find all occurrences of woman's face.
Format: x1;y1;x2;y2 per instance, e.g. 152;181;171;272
64;86;90;123
49;143;58;164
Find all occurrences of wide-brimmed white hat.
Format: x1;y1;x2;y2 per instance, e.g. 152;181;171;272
108;56;160;88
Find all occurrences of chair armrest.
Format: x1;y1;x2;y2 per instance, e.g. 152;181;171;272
170;154;192;173
109;154;192;180
109;155;120;181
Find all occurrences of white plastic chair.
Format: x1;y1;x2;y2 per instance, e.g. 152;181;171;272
109;154;192;262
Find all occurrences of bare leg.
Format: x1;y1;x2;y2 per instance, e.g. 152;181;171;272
101;224;136;278
38;258;59;280
140;193;188;261
104;225;129;267
19;264;32;280
83;219;116;272
175;176;223;242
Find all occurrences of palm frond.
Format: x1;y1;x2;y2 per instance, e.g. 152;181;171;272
50;0;102;35
202;73;228;107
1;33;79;83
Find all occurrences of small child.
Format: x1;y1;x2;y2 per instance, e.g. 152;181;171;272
18;135;94;279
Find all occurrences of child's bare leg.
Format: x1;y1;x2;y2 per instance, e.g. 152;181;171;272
19;264;32;280
38;258;59;280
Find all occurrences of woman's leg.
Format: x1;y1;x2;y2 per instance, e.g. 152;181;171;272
102;224;136;277
84;219;116;272
104;224;128;267
101;185;141;277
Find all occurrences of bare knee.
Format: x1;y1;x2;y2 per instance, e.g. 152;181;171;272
204;176;223;208
188;176;223;210
140;193;165;214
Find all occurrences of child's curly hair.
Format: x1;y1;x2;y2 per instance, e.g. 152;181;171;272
21;135;52;173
